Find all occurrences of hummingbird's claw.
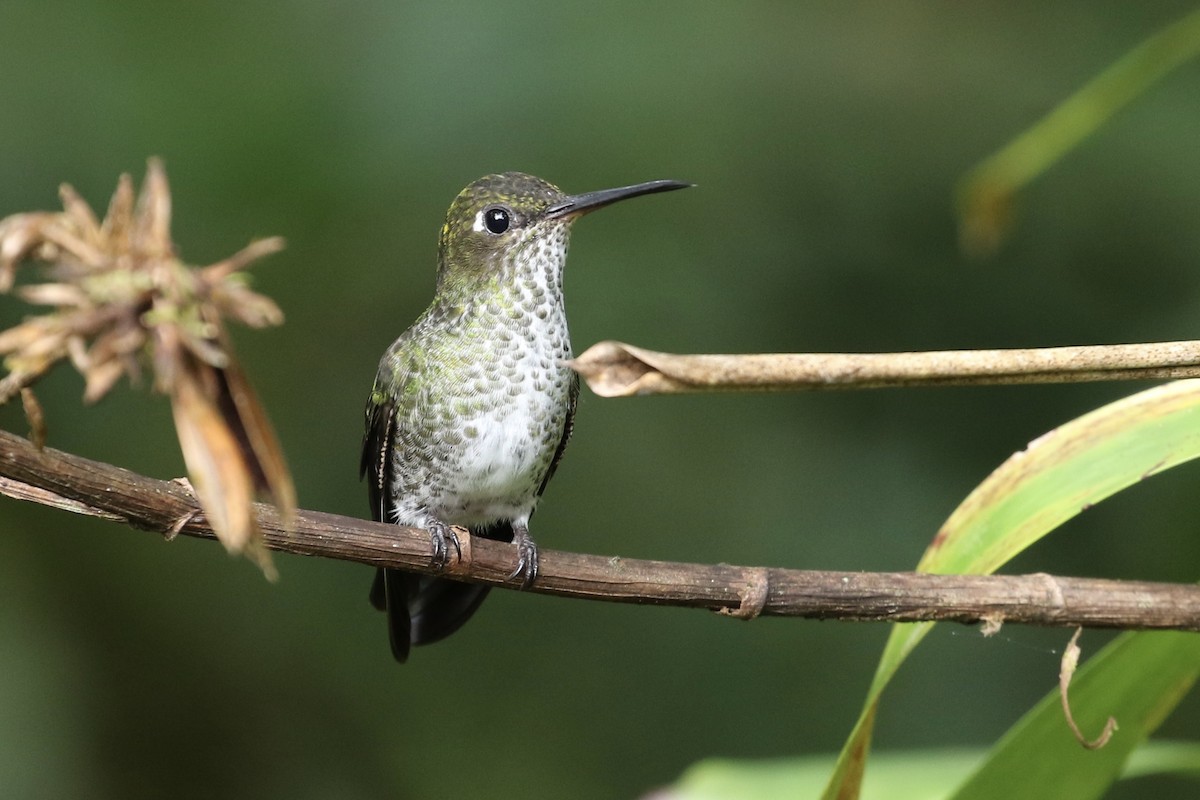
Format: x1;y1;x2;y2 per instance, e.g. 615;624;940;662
428;521;462;571
507;526;539;588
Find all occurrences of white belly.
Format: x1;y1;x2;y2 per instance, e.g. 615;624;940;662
432;378;566;526
452;414;543;511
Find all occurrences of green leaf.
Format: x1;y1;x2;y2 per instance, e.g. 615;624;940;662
1123;740;1200;781
948;631;1200;800
672;749;982;800
822;379;1200;799
666;740;1200;800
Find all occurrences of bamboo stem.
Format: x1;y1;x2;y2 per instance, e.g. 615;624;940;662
568;340;1200;397
0;428;1197;632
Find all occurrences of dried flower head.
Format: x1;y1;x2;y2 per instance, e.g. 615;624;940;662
0;159;295;577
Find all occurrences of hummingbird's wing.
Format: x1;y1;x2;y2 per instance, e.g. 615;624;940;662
360;394;414;661
360;394;396;524
360;386;494;661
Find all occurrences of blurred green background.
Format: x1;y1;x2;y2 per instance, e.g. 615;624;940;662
1;2;1199;798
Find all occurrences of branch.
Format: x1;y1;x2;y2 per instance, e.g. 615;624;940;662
2;427;1199;631
568;340;1200;397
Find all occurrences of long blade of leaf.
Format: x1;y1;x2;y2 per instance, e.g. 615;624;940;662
664;739;1200;799
957;6;1200;254
822;379;1200;799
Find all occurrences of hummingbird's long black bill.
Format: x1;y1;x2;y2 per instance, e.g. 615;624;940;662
545;179;692;219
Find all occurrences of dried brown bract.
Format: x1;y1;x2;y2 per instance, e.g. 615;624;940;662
0;159;295;577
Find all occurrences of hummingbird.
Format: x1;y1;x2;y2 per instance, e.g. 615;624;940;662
361;172;689;662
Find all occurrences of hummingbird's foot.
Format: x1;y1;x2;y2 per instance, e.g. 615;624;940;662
428;520;463;571
507;524;539;589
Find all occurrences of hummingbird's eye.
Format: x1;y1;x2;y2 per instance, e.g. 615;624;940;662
483;207;511;235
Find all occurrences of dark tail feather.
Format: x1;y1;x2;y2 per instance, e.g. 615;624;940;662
369;568;387;610
409;580;492;646
371;521;513;663
374;568;414;663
